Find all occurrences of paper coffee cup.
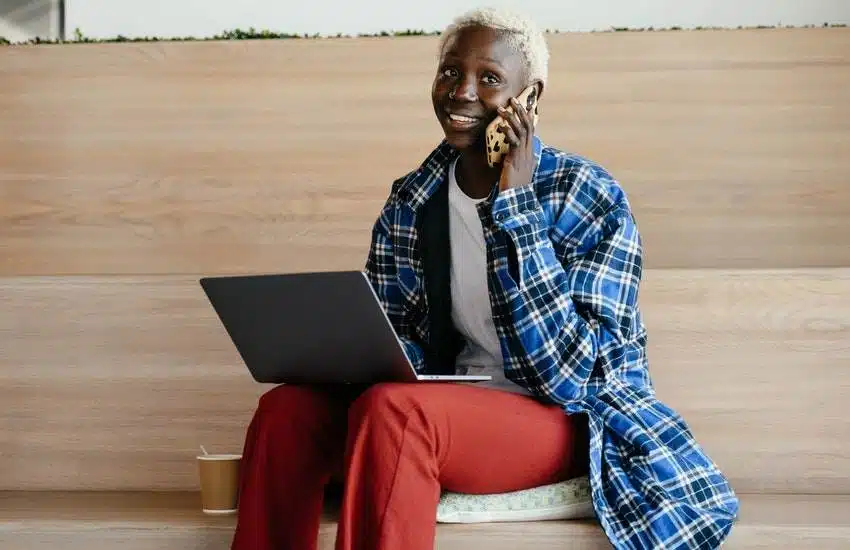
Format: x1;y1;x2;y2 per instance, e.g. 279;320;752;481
197;453;241;515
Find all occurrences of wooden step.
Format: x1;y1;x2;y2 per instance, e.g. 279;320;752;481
1;491;848;550
2;268;848;494
1;29;848;273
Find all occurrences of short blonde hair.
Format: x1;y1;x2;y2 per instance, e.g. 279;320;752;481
437;7;550;87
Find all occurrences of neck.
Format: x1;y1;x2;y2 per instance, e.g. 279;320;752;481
455;148;499;200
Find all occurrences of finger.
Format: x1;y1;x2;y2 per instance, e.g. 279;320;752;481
505;102;526;135
511;97;534;134
498;105;525;141
497;119;521;147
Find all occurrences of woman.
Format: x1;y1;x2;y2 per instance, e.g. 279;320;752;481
231;7;739;550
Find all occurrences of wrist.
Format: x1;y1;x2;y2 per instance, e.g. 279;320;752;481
493;185;544;229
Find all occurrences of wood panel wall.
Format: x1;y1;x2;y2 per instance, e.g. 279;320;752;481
1;28;848;493
2;28;848;274
2;270;848;492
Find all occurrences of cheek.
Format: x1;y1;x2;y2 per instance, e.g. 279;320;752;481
479;90;510;113
432;77;451;98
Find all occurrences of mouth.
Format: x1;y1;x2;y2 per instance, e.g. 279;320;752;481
444;111;483;131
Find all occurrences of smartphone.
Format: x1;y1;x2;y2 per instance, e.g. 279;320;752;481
485;85;540;167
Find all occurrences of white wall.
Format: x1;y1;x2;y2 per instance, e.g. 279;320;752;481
0;0;60;42
65;0;849;39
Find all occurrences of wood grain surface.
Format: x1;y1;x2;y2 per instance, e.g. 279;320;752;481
1;269;847;493
1;492;849;550
1;28;849;274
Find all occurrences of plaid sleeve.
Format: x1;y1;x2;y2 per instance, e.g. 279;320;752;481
491;167;642;406
364;205;427;373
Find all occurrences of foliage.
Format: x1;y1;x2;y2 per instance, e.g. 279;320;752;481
1;26;438;46
1;22;845;46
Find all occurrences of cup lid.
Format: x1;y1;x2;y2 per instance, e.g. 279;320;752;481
197;453;242;460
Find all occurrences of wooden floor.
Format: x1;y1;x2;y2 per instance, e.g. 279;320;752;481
1;491;849;550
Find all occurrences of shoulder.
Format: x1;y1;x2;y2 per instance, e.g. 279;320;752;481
374;140;456;222
371;172;413;231
535;142;630;216
533;141;639;247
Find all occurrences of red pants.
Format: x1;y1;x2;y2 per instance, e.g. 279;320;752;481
230;382;588;550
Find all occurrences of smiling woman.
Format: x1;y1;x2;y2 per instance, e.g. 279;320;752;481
228;6;740;550
431;10;548;199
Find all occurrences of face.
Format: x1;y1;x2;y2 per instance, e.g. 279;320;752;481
432;26;533;152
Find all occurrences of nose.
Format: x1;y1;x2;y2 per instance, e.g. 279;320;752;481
450;75;477;101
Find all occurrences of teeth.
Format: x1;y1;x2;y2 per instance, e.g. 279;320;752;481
449;114;477;123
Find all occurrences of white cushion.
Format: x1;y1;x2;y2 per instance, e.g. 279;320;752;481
436;476;595;524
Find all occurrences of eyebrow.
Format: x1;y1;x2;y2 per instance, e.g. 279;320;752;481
442;52;507;69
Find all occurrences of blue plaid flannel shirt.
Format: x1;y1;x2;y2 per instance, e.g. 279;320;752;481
365;136;740;549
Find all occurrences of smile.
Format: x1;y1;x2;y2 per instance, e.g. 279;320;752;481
445;112;481;129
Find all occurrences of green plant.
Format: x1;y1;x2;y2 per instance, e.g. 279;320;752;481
1;26;441;46
1;22;845;46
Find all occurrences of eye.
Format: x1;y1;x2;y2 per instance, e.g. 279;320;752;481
440;66;458;78
481;72;501;86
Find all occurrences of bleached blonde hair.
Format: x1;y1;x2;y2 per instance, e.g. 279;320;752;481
437;7;550;87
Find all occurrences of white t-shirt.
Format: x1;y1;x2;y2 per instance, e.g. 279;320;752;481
447;158;531;396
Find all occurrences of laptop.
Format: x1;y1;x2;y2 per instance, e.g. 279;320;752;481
199;270;492;385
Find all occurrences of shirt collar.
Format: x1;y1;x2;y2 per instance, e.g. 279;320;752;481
395;136;543;209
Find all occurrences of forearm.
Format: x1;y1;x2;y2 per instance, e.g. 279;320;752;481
492;185;640;404
400;338;426;372
365;214;428;373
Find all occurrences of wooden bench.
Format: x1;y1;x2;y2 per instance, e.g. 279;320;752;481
4;493;849;549
1;27;849;548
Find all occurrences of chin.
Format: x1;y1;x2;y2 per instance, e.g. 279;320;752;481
443;128;484;152
445;136;474;151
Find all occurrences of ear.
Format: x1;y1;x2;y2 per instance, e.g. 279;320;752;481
532;79;544;102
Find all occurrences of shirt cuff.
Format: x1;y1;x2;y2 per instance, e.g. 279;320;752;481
492;185;546;232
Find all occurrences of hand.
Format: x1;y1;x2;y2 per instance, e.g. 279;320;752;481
496;96;536;193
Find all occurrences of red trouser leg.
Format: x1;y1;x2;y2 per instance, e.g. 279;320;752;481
334;382;588;550
230;384;356;550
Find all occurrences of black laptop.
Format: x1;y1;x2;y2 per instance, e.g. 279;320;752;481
199;270;491;385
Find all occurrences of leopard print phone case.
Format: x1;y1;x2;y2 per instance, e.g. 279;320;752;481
485;85;540;167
